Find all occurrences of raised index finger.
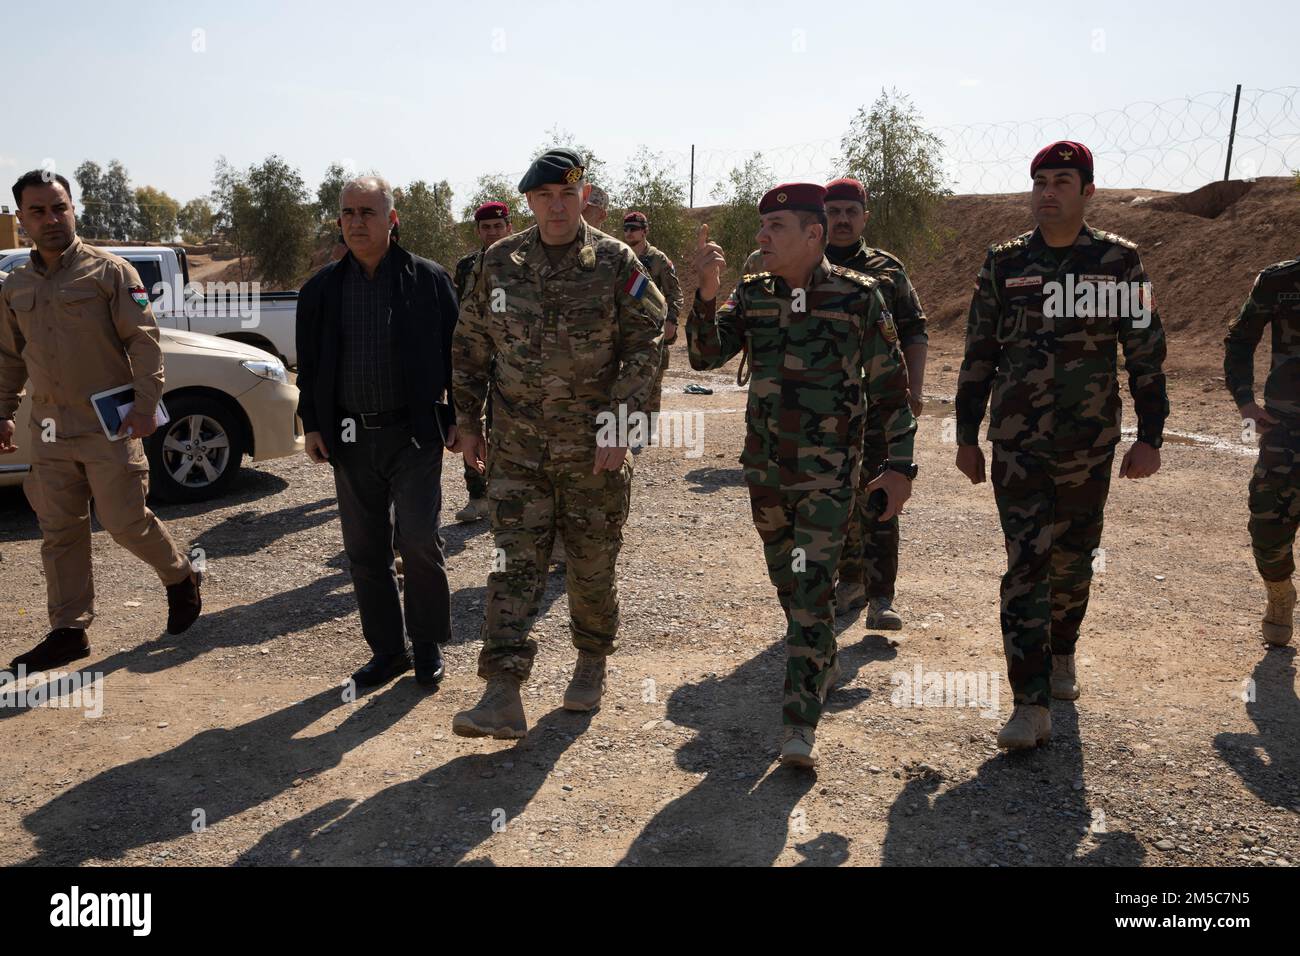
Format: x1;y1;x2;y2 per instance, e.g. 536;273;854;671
697;224;709;250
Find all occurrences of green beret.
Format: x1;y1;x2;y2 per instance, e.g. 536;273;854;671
519;147;586;193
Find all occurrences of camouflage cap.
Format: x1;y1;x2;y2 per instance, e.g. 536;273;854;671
519;147;586;193
585;184;609;210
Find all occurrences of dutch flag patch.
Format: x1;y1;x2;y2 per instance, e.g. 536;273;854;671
625;270;649;299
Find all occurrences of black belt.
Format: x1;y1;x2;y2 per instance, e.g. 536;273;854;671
340;406;410;430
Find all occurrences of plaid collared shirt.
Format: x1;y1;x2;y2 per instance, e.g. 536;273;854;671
336;250;405;413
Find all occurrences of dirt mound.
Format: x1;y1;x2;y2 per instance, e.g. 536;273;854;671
905;176;1300;378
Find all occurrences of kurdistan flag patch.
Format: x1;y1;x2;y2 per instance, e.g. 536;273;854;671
129;286;150;309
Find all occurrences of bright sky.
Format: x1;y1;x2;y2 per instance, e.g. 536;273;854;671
3;0;1297;210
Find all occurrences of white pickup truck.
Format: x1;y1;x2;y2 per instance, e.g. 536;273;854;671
0;245;299;367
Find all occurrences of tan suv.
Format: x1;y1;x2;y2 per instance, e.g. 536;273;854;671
0;268;304;503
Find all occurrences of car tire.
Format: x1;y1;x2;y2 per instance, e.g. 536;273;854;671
146;394;247;503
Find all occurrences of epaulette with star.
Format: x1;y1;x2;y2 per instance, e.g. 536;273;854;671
991;232;1032;255
1089;227;1137;250
829;264;878;290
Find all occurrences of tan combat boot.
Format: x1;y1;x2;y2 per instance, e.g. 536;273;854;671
1051;654;1080;700
834;581;867;618
865;597;903;630
455;497;488;523
780;726;820;768
562;651;606;711
452;675;527;739
996;704;1052;750
1262;578;1296;646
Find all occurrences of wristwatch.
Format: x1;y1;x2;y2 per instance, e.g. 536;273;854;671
881;460;919;480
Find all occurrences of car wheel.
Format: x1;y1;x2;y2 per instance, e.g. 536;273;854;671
146;395;247;503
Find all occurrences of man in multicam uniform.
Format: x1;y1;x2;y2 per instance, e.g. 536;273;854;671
450;148;665;739
451;201;512;523
688;183;916;769
955;141;1168;750
620;211;683;436
1224;253;1300;646
582;183;609;229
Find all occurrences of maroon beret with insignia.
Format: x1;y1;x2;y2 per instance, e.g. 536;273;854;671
1030;140;1094;178
758;182;827;215
824;177;868;205
623;211;648;228
474;201;509;222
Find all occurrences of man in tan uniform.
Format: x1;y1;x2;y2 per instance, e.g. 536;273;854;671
0;171;202;672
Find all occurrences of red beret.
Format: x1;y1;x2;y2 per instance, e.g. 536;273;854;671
474;201;509;222
759;182;827;215
1030;141;1093;178
824;177;868;205
623;211;648;228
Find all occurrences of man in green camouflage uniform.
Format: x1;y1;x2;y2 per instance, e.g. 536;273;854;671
450;149;665;739
621;211;683;427
823;179;927;629
1224;254;1300;646
955;141;1168;750
689;183;916;768
742;179;926;629
451;201;512;523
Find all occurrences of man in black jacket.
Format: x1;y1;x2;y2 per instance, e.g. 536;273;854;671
297;175;457;690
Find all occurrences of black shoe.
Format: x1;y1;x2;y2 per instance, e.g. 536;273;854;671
351;651;412;688
413;643;445;689
166;570;203;635
10;628;90;672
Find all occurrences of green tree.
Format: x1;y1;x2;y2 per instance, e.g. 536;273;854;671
836;88;951;256
709;152;775;271
178;198;215;244
74;161;110;239
460;172;531;231
242;155;314;288
210;156;257;279
395;179;460;266
133;186;180;243
614;147;691;261
315;161;351;236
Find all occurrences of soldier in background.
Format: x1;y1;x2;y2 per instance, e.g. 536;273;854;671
688;183;916;769
1224;254;1300;645
452;201;512;523
955;141;1168;750
451;148;665;739
1;170;203;672
582;184;609;229
621;211;683;443
820;178;927;630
